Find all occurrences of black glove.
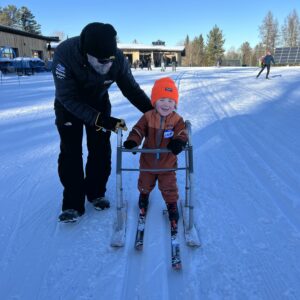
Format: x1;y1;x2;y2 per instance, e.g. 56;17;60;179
167;139;187;155
123;140;138;154
95;113;127;133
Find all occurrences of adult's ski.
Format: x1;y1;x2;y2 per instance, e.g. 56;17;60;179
134;209;147;250
170;220;182;270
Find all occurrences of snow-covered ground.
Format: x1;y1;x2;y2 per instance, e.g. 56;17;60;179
0;66;299;300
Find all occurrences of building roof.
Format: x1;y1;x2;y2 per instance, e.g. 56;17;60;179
46;41;185;52
118;43;184;52
0;24;59;42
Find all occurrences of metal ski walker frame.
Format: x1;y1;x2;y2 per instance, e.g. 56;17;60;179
111;120;201;248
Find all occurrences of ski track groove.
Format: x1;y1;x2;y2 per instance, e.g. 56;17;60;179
121;193;169;299
0;156;61;297
191;71;297;298
219;77;299;167
120;188;193;300
37;208;117;300
1;69;300;299
223;97;300;196
194;71;300;230
0;171;36;270
205;78;300;231
190;75;268;297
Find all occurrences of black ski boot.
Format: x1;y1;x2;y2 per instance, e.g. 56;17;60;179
91;197;110;210
138;193;149;215
59;209;82;223
167;202;179;223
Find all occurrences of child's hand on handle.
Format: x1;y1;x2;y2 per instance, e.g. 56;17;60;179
167;139;187;155
123;140;138;154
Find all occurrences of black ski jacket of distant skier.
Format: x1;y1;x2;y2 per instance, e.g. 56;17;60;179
263;54;275;65
52;36;152;126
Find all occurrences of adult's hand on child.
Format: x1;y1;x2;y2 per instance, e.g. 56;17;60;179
167;139;187;155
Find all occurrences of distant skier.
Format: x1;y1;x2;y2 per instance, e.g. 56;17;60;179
147;57;152;70
256;50;275;79
161;55;166;72
171;56;177;71
123;77;188;226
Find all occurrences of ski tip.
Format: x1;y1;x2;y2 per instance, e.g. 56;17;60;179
135;244;143;251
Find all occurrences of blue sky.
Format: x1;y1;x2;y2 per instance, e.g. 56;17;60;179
2;0;299;50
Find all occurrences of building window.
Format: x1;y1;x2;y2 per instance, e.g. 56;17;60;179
0;46;16;59
32;50;43;59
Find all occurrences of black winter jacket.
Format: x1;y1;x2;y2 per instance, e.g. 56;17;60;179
263;54;275;65
52;36;152;126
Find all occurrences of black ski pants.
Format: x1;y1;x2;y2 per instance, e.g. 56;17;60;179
257;64;271;78
55;109;111;215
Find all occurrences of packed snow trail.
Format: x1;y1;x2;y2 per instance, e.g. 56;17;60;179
0;68;299;299
120;190;197;299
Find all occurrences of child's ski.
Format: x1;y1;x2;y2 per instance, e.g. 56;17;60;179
170;220;182;270
134;210;147;250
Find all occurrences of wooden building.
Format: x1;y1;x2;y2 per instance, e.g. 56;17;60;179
50;40;185;67
0;24;59;60
118;43;185;67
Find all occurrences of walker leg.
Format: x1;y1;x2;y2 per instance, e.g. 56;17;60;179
111;129;127;247
110;201;127;247
180;200;201;247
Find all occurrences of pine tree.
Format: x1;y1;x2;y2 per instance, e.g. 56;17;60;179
281;9;300;47
190;35;206;66
240;42;252;66
206;25;225;66
184;35;190;47
191;36;199;66
18;6;41;34
184;35;192;66
198;34;205;66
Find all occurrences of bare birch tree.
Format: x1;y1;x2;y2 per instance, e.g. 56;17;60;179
281;9;300;47
259;11;279;51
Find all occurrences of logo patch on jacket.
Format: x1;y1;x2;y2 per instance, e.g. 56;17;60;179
55;63;66;79
104;80;113;85
164;129;174;138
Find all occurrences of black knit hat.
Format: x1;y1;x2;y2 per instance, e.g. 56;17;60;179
80;22;117;59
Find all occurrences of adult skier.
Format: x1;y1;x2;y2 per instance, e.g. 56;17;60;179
52;22;152;222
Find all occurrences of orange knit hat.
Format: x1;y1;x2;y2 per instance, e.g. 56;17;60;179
151;77;179;107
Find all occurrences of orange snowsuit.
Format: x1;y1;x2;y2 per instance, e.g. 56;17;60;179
126;109;188;204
